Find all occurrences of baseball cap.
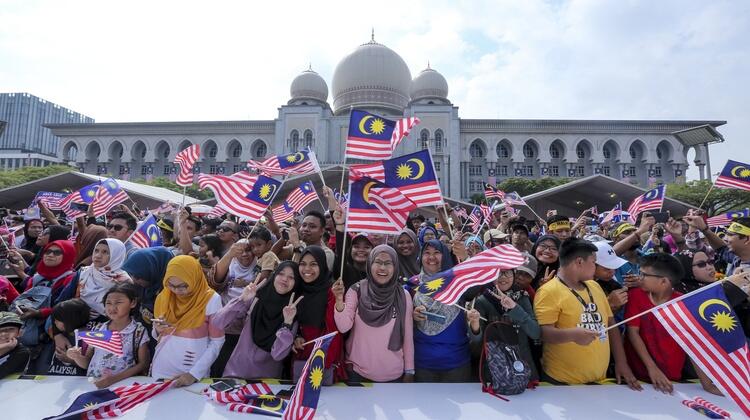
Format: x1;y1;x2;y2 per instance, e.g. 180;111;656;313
0;311;23;329
594;241;627;270
515;252;538;277
612;223;636;238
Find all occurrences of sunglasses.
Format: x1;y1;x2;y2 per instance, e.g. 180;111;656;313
692;261;711;269
219;226;237;233
107;224;125;232
44;249;63;256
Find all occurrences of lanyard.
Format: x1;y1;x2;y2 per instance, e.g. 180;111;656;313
559;278;594;310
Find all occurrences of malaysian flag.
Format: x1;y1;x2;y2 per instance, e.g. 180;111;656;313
484;183;505;201
272;182;318;222
33;191;68;210
207;205;227;219
350;149;443;207
247;149;318;176
198;174;282;221
333;188;349;206
128;215;163;249
502;191;527;207
601;203;623;225
174;144;200;186
231;170;259;185
627;184;666;219
707;208;750;228
76;330;124;356
653;283;750;416
42;381;173;420
453;206;468;219
345;109;420;160
150;201;179;216
91;178;130;217
715;160;750;191
346;176;417;234
227;395;288;417
469;207;483;232
59;183;100;219
480;204;492;221
283;332;337;420
203;382;273;404
416;244;525;305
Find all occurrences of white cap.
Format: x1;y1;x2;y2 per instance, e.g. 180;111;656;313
594;241;627;270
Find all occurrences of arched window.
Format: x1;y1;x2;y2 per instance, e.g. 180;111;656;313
420;129;429;149
434;130;443;151
290;130;300;151
656;148;662;159
207;144;217;158
629;145;637;159
470;141;485;158
550;145;560;159
523;143;535;159
162;147;169;158
497;143;509;158
603;147;611;159
232;144;242;158
255;142;267;158
576;145;585;159
66;145;78;161
304;130;314;148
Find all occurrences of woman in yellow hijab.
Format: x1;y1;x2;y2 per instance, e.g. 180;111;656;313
151;256;225;387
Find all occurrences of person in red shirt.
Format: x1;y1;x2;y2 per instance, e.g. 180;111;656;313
624;253;720;395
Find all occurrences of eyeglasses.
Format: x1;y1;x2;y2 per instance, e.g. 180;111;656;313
499;271;514;278
537;244;559;252
639;272;662;279
692;261;711;269
372;260;393;268
167;283;189;291
107;224;125;232
219;226;237;233
44;249;63;256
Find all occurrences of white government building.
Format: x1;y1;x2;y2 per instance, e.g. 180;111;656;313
47;36;725;201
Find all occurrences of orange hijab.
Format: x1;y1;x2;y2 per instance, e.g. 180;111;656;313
154;256;215;331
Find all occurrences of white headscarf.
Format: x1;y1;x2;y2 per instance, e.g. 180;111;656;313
79;238;132;317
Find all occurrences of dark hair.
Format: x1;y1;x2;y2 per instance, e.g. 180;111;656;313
51;299;91;333
546;214;570;226
304;210;326;229
640;253;684;287
558;238;597;266
201;217;222;229
110;212;137;231
102;283;141;316
200;234;223;255
249;225;273;242
186;215;202;231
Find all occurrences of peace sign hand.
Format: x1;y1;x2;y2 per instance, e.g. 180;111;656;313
489;288;517;310
540;267;556;286
282;292;304;324
240;277;267;303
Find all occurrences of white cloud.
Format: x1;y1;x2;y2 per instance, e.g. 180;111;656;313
0;0;747;179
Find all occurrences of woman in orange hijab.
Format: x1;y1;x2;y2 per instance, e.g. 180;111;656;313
151;256;224;387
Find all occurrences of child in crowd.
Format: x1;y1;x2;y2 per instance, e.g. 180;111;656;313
625;253;720;395
66;283;150;388
0;312;30;378
248;226;280;285
43;298;91;376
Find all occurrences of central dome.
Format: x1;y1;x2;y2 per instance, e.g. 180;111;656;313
331;39;412;116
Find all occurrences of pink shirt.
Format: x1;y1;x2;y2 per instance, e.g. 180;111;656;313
334;287;414;382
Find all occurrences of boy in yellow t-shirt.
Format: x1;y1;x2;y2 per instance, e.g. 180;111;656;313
534;238;641;389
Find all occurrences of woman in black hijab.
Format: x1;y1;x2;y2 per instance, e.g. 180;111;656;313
530;234;561;290
291;245;345;383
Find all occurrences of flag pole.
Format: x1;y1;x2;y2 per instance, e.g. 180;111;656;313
181;186;187;208
603;277;745;332
697;183;715;211
458;205;477;233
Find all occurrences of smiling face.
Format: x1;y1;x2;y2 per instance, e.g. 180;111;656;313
535;239;559;264
396;234;415;256
351;238;372;264
27;220;43;239
299;253;320;284
421;245;443;275
691;251;716;283
91;242;111;269
300;215;324;244
370;251;395;285
107;218;132;242
217;221;238;243
273;266;296;294
493;270;515;292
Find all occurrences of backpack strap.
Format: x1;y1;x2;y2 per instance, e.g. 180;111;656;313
479;321;510;402
132;323;145;364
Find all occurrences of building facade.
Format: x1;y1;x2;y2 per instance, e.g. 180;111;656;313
46;38;724;201
0;93;94;169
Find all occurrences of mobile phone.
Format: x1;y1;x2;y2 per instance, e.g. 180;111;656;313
210;381;235;392
650;211;670;224
422;310;447;324
282;230;289;240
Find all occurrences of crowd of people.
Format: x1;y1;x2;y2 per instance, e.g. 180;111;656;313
0;186;749;399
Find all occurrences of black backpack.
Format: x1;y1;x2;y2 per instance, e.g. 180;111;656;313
479;321;532;397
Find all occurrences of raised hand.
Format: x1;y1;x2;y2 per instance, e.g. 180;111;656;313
332;278;345;302
413;305;427;322
540;267;556;286
489;288;517;310
282;292;304;324
240;277;267;302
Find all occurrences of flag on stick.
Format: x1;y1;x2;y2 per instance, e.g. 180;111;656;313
346;176;417;234
346;109;420;160
627;185;666;219
715;160;750;191
706;209;750;228
174;144;200;186
282;332;337;420
43;381;173;420
128;215;163;249
76;330;124;356
59;183;100;219
198;174;281;221
247;149;317;176
91;178;130;217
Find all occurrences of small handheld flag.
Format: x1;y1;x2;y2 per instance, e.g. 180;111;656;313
706;208;750;228
346;109;420;160
174;144;200;186
248;149;318;176
715;160;750;191
76;330;124;356
627;184;666;219
128;215;163;249
59;183;100;219
283;332;337;420
91;178;130;217
346;176;417;234
42;381;173;420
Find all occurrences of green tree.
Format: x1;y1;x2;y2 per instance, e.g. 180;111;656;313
667;180;750;216
0;165;74;189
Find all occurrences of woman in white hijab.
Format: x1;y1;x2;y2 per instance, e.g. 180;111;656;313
77;238;132;319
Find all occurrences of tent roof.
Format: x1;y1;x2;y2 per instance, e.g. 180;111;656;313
0;171;200;210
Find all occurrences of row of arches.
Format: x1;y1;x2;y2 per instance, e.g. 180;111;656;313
467;138;677;163
287;129;314;151
418;129;445;151
63;139;270;163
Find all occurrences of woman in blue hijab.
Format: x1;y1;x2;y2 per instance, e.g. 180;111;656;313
418;225;439;247
121;247;174;320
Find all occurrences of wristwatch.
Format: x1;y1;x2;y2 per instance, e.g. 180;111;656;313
281;322;293;330
293;245;305;254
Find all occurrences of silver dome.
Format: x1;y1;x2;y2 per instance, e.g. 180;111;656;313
410;66;449;102
331;39;412;115
290;68;329;104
